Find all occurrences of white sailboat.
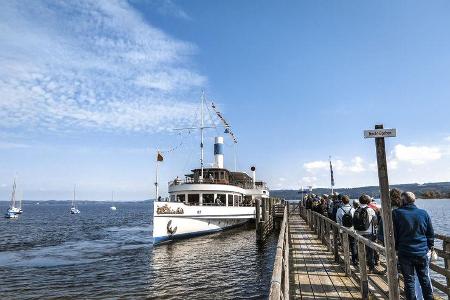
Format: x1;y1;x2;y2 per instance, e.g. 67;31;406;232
6;178;22;217
110;192;117;211
70;186;80;214
152;93;269;244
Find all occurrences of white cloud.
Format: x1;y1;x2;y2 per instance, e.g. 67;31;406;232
393;144;442;165
303;160;328;171
0;0;205;134
347;156;365;173
0;142;29;149
301;176;317;184
155;0;192;20
445;136;450;142
303;157;365;173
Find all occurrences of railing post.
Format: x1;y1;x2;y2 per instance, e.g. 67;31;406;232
342;232;351;276
333;226;339;262
444;240;450;289
321;218;326;245
357;241;369;299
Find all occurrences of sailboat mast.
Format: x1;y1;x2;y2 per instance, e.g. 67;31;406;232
200;91;205;182
73;186;76;207
11;178;16;208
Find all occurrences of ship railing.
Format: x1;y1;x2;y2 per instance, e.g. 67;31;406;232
168;178;269;191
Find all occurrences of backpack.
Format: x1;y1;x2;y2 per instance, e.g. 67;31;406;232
353;207;370;231
331;201;342;222
340;207;353;227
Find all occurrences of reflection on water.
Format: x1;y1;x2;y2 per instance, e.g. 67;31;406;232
0;201;276;299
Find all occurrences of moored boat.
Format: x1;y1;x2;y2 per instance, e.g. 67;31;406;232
5;178;22;218
152;94;269;244
70;186;80;214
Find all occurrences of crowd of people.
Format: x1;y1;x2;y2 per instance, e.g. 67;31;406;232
303;190;435;300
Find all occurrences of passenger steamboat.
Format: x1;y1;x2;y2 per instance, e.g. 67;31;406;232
152;95;269;244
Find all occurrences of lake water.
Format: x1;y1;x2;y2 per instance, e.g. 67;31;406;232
0;199;448;299
0;201;277;299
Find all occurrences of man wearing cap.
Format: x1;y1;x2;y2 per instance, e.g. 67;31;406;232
393;191;434;300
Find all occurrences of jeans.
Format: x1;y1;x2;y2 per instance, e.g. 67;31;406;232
414;252;433;300
361;234;375;270
399;254;433;300
349;236;357;263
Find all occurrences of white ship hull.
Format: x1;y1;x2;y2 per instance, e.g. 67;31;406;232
153;202;255;244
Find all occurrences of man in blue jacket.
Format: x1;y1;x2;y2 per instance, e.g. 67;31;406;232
393;192;434;300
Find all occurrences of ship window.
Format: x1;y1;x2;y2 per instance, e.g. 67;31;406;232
170;195;176;202
188;194;199;206
234;195;239;207
228;194;233;206
216;194;226;206
176;194;185;203
244;195;253;206
238;196;243;206
203;194;214;206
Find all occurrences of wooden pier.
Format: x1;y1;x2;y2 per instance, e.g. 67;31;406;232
269;201;450;300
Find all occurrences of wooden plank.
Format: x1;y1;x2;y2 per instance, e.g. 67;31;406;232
289;219;314;299
288;214;362;299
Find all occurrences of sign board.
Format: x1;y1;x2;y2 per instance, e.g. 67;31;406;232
364;128;396;138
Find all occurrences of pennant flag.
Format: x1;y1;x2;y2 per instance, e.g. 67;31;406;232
329;160;335;187
157;152;164;162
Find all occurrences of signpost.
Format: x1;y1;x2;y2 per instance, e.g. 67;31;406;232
364;124;399;299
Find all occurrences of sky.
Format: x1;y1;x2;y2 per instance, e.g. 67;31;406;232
1;0;450;200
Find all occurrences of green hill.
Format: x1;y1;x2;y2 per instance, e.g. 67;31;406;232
270;182;450;200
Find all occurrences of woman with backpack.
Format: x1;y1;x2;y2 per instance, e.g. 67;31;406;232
336;195;357;264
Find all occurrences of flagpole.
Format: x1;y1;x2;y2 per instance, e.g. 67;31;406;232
329;156;334;195
155;151;159;201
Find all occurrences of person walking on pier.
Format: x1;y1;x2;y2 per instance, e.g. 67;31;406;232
393;191;434;300
336;195;357;264
353;194;378;273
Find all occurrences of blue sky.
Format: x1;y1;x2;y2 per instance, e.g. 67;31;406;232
1;0;450;200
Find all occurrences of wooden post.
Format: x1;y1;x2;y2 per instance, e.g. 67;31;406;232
262;198;267;222
256;199;261;241
343;233;351;275
357;241;369;299
444;240;450;289
374;124;400;299
333;227;339;262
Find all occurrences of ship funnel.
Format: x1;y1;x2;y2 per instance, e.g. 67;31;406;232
251;166;256;188
214;136;224;168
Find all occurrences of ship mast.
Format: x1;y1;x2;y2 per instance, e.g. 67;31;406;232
200;92;204;182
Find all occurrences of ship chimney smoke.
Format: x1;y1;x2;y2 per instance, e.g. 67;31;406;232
214;137;224;168
251;166;256;188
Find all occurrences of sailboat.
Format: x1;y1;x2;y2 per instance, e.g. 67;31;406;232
110;192;117;211
6;178;22;217
70;186;80;214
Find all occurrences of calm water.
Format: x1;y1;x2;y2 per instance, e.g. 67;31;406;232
0;201;277;299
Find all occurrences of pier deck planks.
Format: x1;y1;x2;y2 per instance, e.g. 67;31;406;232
289;214;361;299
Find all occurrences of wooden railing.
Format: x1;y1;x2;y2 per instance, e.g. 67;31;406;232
301;206;450;299
269;204;289;300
